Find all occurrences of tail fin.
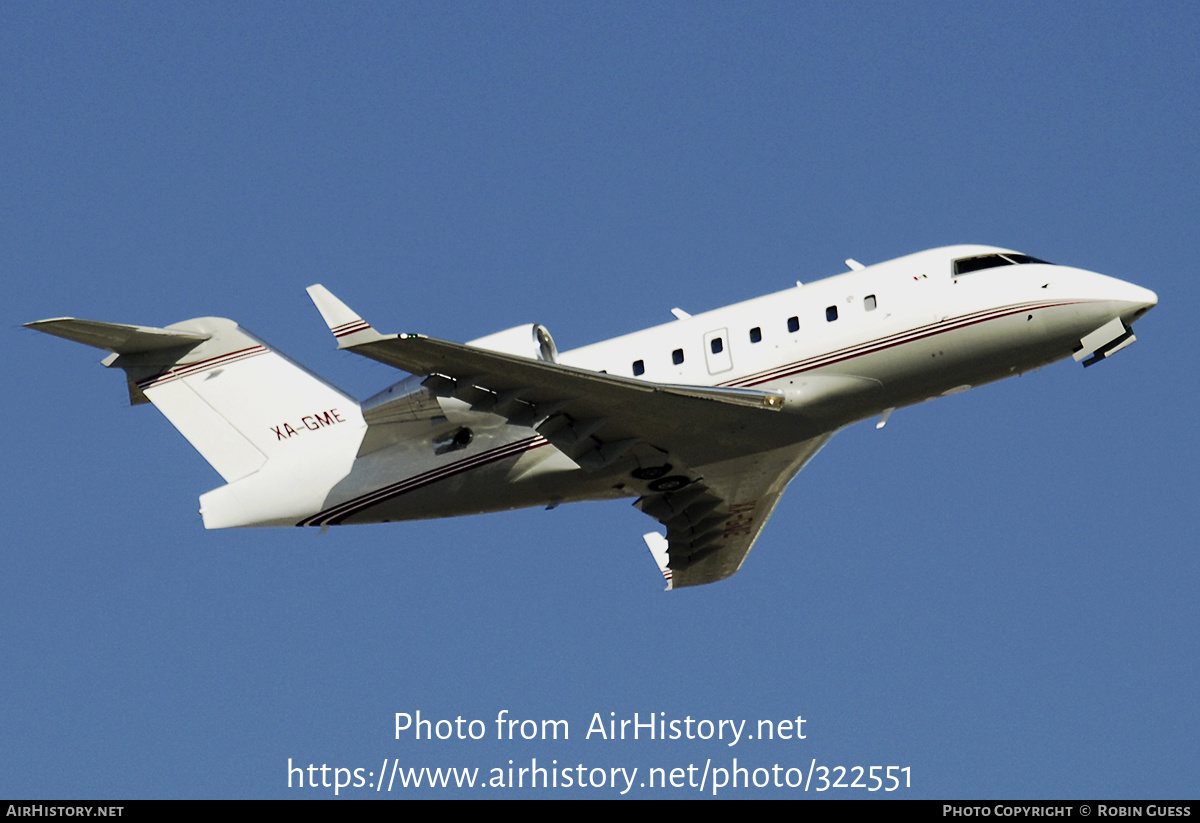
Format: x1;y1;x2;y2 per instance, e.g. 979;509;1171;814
26;315;361;483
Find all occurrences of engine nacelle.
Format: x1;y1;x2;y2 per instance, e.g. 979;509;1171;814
466;323;558;363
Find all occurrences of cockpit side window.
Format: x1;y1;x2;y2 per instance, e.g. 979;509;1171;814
1004;254;1052;266
954;254;1010;275
953;253;1053;276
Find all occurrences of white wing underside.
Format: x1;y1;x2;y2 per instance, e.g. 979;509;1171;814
307;285;833;589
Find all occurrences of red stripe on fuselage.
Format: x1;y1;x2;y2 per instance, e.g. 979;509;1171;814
298;435;549;527
720;300;1085;389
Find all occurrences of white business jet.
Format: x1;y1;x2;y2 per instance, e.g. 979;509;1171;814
27;245;1156;589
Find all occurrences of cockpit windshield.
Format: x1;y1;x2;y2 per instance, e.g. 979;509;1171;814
953;253;1053;276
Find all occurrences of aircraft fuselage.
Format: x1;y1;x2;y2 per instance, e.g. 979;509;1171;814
265;245;1155;528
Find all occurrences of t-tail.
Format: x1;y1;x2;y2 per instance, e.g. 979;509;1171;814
25;315;364;527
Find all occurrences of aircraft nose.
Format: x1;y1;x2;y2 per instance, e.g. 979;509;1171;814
1081;270;1157;322
1117;281;1158;322
1135;285;1158;310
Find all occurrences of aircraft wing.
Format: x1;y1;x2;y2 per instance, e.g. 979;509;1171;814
640;434;833;589
307;285;832;588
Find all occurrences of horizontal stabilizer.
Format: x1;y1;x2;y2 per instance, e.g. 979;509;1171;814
25;318;209;355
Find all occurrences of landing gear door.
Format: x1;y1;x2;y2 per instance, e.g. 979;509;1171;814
703;328;733;374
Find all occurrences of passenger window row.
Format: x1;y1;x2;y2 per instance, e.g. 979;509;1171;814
630;295;878;375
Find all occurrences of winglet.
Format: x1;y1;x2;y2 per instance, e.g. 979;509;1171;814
306;285;386;348
642;531;674;591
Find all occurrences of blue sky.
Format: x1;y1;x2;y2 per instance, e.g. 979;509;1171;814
4;2;1197;798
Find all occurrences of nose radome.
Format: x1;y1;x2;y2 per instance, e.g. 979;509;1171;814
1090;272;1157;318
1135;285;1158;311
1118;281;1158;320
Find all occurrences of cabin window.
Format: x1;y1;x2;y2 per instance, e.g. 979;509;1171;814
749;326;762;343
672;348;684;365
864;294;877;311
710;337;724;354
826;305;838;322
632;359;644;376
787;316;799;333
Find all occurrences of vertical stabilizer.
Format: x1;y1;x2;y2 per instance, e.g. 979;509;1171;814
27;315;362;483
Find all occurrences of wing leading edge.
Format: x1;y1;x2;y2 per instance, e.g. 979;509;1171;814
306;285;831;588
